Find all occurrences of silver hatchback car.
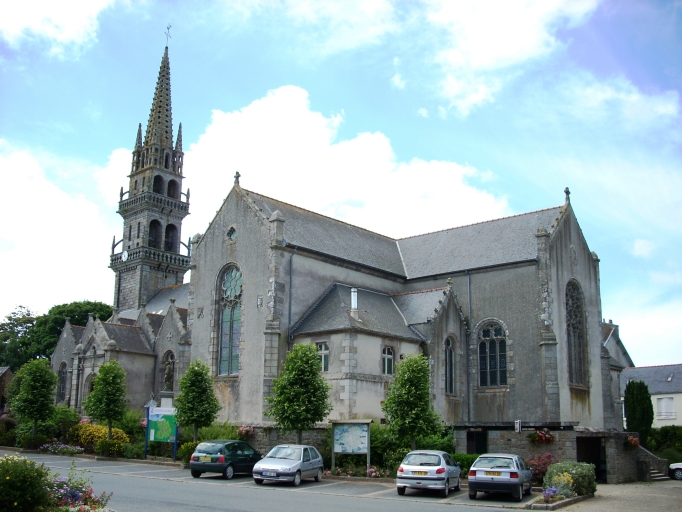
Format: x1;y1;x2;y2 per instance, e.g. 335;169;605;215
252;444;324;486
467;453;533;502
396;450;462;497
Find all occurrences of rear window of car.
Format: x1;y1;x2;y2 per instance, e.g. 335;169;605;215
472;457;514;469
403;453;442;466
195;443;223;454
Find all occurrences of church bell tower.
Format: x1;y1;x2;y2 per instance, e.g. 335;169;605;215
110;46;190;311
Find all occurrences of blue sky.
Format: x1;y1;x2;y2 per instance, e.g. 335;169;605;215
1;1;680;366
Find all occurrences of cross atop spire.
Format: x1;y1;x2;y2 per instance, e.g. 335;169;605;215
144;47;173;151
564;187;571;203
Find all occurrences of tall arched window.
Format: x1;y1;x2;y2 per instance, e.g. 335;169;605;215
57;362;67;402
445;338;455;394
219;267;242;375
164;224;178;252
566;279;588;385
382;347;394;375
148;220;162;249
153;175;164;194
167;180;178;199
478;322;507;387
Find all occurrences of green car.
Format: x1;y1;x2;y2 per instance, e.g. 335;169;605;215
190;440;262;479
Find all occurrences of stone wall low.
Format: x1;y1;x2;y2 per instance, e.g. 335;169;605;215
241;425;329;456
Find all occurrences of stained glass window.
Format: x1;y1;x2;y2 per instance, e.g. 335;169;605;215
57;363;67;402
478;322;507;387
219;268;242;375
445;338;455;394
566;279;588;385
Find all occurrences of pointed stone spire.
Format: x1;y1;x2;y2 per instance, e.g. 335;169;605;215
144;46;173;150
175;123;183;152
135;123;142;148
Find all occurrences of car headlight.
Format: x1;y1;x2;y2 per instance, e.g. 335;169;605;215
280;467;289;472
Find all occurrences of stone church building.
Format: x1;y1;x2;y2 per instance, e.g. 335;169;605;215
51;47;631;450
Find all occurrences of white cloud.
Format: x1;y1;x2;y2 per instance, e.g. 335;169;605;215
632;239;655;258
423;0;598;114
0;0;117;57
391;73;406;89
0;140;116;318
183;85;508;240
417;108;429;118
650;271;682;285
94;148;132;208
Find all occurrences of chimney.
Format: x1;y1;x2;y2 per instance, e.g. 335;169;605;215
350;288;359;320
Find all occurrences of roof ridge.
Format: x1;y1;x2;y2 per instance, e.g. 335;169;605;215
242;188;397;241
104;322;142;330
624;363;682;370
391;287;447;297
397;205;563;241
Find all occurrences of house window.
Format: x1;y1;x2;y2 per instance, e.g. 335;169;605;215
657;397;675;419
566;279;588;385
317;343;329;372
445;338;455;394
57;363;67;402
382;347;394;375
219;267;242;375
478;322;507;386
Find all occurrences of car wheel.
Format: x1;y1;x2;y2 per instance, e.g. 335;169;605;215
293;471;301;486
223;465;234;480
674;468;682;481
315;469;323;482
515;484;523;502
440;479;449;498
191;470;201;478
254;479;264;485
397;487;406;496
524;482;532;496
453;476;460;491
468;491;477;500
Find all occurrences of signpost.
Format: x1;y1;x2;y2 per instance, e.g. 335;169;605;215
144;406;179;460
330;419;372;474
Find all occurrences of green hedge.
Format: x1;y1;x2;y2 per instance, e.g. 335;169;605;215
18;434;49;450
0;455;51;512
14;421;59;439
544;461;597;496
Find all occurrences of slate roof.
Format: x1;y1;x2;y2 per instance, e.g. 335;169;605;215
177;308;188;328
148;314;165;336
117;283;190;320
620;364;682;395
242;190;405;275
101;324;153;355
398;207;564;279
242;188;564;279
391;288;447;325
292;284;422;341
0;367;9;377
71;326;85;342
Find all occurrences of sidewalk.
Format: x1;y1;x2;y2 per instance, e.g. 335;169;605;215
560;480;682;511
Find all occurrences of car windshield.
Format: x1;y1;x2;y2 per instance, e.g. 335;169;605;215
403;454;441;466
266;447;302;460
195;443;222;454
473;457;514;469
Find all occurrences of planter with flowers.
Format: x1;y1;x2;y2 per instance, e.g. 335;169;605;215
624;435;640;449
528;428;556;444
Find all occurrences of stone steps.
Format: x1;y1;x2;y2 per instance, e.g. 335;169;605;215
650;469;669;482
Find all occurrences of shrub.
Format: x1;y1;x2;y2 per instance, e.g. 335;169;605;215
658;447;682;464
416;432;455;452
113;408;146;443
452;453;480;476
526;452;560;485
18;433;49;450
549;471;577;499
46;460;112;510
0;416;18;431
14;420;59;439
0;427;16;447
122;441;145;459
178;441;200;464
148;440;174;458
51;406;81;441
95;439;124;457
67;422;129;452
384;447;410;474
544;461;596;496
0;454;51;511
197;421;239;441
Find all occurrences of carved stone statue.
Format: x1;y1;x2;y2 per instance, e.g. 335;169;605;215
163;361;173;391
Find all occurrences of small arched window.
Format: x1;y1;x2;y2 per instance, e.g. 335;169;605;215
382;347;394;375
445;338;455;394
566;279;588;385
57;362;68;402
149;220;162;249
167;180;179;199
219;267;243;375
164;152;170;169
164;224;178;252
153;175;164;194
478;322;507;387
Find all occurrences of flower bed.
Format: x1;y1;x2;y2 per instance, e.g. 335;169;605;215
40;442;85;456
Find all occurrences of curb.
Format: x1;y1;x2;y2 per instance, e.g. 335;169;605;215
1;448;183;468
525;493;594;510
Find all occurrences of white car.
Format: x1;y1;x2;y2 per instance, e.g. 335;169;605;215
669;462;682;480
395;450;462;497
252;444;323;486
467;453;533;502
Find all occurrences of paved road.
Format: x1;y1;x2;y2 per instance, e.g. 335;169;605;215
3;450;680;511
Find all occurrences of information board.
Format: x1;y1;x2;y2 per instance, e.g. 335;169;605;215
333;423;369;454
148;407;177;442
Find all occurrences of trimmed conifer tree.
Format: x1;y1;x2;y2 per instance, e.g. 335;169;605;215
624;380;654;447
175;360;221;442
83;360;128;440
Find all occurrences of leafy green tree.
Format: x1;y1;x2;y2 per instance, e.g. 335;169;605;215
0;301;112;371
0;306;37;371
265;344;332;444
175;360;221;441
7;359;58;436
624;380;654;446
382;354;440;450
83;361;128;440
